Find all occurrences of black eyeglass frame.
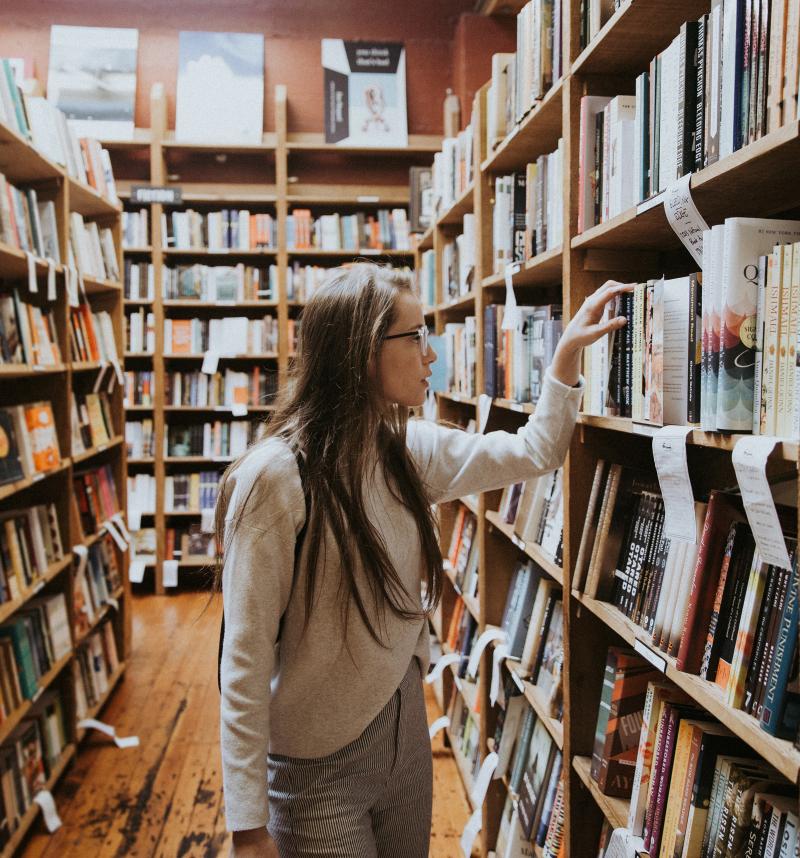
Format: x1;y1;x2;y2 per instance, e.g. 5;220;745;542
382;325;430;356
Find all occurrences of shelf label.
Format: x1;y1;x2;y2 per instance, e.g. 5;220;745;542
467;627;506;678
202;350;220;375
103;518;129;552
652;425;697;543
460;807;482;858
77;718;140;748
131;185;183;205
25;251;38;294
428;715;450;740
470;752;499;808
231;402;248;417
490;643;510;706
633;638;666;673
128;508;142;532
111;513;132;544
47;261;57;301
128;559;146;583
510;402;524;412
105;595;119;611
33;791;62;832
511;533;526;551
664;174;709;267
163;559;179;587
357;195;380;203
732;436;793;570
501;263;521;331
425;652;461;684
72;544;89;578
477;394;492;433
65;266;79;308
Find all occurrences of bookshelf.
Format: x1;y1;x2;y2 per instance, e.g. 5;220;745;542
0;110;129;853
418;1;800;855
105;84;426;592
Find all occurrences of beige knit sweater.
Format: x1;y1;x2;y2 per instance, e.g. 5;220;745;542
220;371;584;830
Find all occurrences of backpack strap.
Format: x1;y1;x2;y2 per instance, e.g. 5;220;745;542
217;447;310;693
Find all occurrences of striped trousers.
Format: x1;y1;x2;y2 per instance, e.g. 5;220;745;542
267;657;433;857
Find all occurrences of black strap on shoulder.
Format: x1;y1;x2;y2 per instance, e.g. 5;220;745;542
217;447;311;692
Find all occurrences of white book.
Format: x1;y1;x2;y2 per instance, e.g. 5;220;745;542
662;276;691;425
578;96;611;232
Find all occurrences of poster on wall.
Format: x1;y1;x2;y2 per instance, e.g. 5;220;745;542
175;31;264;144
322;40;407;147
47;26;138;141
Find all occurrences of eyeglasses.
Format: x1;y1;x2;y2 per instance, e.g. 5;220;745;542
382;325;429;356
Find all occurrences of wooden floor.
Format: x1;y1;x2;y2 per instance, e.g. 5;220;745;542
20;592;471;858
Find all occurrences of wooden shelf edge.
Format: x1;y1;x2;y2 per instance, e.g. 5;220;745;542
485;510;564;586
572;754;631;832
0;460;71;504
0;555;73;627
507;662;564;751
72;436;124;465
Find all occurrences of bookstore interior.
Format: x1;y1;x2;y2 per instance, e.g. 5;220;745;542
1;0;800;855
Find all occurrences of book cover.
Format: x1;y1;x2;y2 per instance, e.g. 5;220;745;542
0;410;24;487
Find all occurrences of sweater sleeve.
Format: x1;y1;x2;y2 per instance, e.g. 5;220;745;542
408;370;584;504
219;442;306;831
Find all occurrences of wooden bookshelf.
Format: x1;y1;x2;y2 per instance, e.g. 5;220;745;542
0;113;130;858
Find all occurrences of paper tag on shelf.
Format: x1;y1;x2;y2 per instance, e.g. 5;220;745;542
200;507;215;534
664;174;709;267
103;519;129;552
428;715;450;740
470;752;499;808
467;627;506;678
633;638;667;673
357;195;380;203
501;263;520;331
77;718;140;748
111;513;132;544
25;251;38;293
92;362;108;394
652;425;697;543
201;350;220;375
425;652;461;684
732;436;793;570
477;394;492;433
490;643;510;706
231;402;248;417
128;559;146;583
105;595;119;611
47;261;57;301
110;358;125;386
163;559;179;587
33;790;62;832
605;828;647;858
128;508;142;532
460;807;482;858
72;544;89;576
65;266;79;308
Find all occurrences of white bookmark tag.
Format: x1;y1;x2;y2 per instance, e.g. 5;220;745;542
477;394;492;434
428;715;450;740
231;402;248;417
501;263;520;331
470;752;499;807
26;251;38;293
92;363;108;394
425;652;461;684
111;513;132;544
163;559;179;587
460;807;482;857
202;351;220;374
77;718;140;748
201;508;215;534
103;519;128;552
33;791;62;832
47;261;57;301
467;627;506;678
732;436;793;570
652;426;697;543
105;595;120;611
664;174;709;267
605;828;647;858
128;508;142;532
66;267;79;308
72;544;89;576
110;358;124;386
490;644;510;706
128;559;146;583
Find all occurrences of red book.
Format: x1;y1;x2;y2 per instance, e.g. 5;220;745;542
676;491;743;673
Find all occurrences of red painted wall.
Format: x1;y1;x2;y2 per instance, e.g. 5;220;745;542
0;0;478;135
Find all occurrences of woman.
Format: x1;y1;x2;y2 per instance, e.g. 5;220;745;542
217;263;629;858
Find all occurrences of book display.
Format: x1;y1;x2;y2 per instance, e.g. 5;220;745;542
417;0;800;853
0;64;130;855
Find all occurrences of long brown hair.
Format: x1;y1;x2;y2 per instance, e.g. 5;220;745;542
213;262;443;646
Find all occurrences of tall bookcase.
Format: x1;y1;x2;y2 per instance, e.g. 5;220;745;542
104;84;437;592
418;1;800;855
0;119;130;855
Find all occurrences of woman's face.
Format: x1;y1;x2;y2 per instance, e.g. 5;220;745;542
376;291;438;407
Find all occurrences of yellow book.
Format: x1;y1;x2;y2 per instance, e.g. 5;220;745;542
84;394;110;446
658;717;694;858
785;240;800;435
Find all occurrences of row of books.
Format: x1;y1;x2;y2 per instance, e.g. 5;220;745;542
125;308;155;354
125;420;154;460
493;677;564;851
442;215;476;303
165;368;277;408
69;212;119;282
0;592;72;704
0;291;62;368
73;621;120;720
164;525;216;563
127;474;155;521
163;316;278;356
121;209;149;248
0;58;117;201
165;471;221;513
71;390;117;454
124;261;155;302
484;303;563;403
497;468;564;567
409;166;433;234
445;683;481;785
124;370;154;407
492;145;564;272
166;420;266;459
0;504;64;606
445;597;479;679
577;460;800;740
0;174;60;261
162;210;277;251
73;463;121;538
442;319;477;398
579;0;619;50
162;264;273;302
446;506;479;602
74;536;121;639
286;209;411;251
0;688;68;847
0;402;61;485
431;123;474;216
69;305;119;365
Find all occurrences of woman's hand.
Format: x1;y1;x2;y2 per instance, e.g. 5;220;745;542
550;280;635;387
230;827;280;857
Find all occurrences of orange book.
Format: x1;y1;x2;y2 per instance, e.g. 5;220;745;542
171;319;192;354
79;139;97;190
24;402;61;472
79;306;100;361
447;507;467;568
